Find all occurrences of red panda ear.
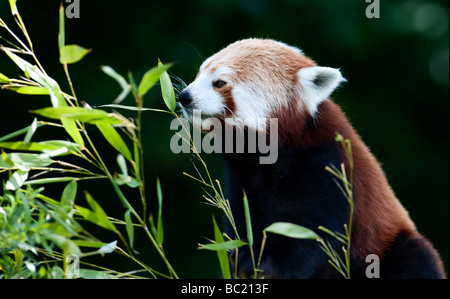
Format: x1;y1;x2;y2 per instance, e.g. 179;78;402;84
297;67;346;116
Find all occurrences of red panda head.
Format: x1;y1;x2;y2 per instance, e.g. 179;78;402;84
179;38;346;134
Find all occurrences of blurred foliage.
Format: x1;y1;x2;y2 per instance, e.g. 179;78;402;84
0;0;448;277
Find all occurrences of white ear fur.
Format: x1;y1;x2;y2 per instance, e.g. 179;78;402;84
297;67;346;116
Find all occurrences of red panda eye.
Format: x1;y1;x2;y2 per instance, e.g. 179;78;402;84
213;80;227;89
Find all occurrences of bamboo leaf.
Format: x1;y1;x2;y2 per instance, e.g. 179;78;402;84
96;124;132;161
79;269;116;279
58;4;65;52
124;210;134;249
60;45;91;64
158;60;176;112
242;192;253;247
8;0;18;15
98;104;172;114
101;66;130;104
33;107;122;125
156;177;164;246
61;118;84;148
5;170;29;191
213;217;231;279
97;240;117;255
200;240;247;251
138;63;172;97
24;177;79;185
77;192;117;232
0;153;54;170
14;86;50;95
23;118;38;144
0;72;9;83
61;181;77;214
264;222;319;240
0;140;81;157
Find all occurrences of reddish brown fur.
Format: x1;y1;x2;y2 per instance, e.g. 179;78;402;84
215;84;236;118
273;99;424;262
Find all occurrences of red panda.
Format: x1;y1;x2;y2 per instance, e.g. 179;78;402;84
178;38;446;279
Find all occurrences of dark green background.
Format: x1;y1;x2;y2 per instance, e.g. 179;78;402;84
0;0;448;278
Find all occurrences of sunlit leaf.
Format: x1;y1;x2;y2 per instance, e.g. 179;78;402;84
96;124;132;161
60;45;91;64
76;192;117;232
264;222;319;240
98;240;117;255
13;86;50;95
124;210;134;249
61;181;77;215
0;140;81;157
8;0;18;15
213;217;231;279
0;72;9;83
58;4;65;52
243;192;253;247
24;177;79;185
5;170;29;191
138;63;172;97
98;104;172;114
33;107;122;125
200;240;247;251
158;60;176;112
156;177;164;246
101;66;130;104
0;153;54;170
79;269;116;279
23;118;38;144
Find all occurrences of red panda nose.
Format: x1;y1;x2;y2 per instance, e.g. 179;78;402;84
178;90;193;107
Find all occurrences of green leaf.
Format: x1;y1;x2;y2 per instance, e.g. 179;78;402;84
0;72;9;83
264;222;319;240
98;104;172;114
158;60;176;112
0;140;81;157
73;240;107;249
156;178;164;246
101;66;130;104
4;49;85;147
61;118;85;147
97;240;117;255
33;107;122;125
5;170;29;191
242;192;253;247
138;63;172;97
77;192;117;232
213;217;231;279
60;45;91;64
4;50;59;91
201;240;247;251
0;153;54;170
23;118;38;144
24;177;79;185
124;210;134;249
61;181;77;214
8;0;17;15
58;4;65;52
14;86;50;95
96;124;132;161
0;122;44;143
79;269;116;279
